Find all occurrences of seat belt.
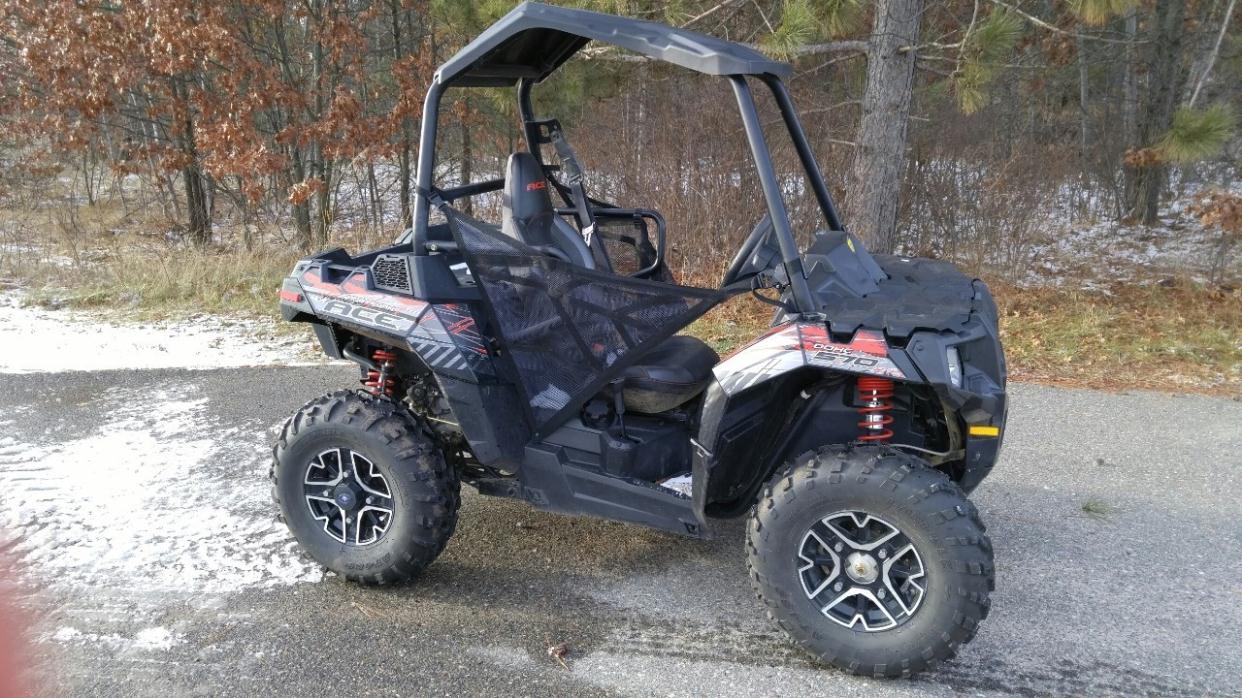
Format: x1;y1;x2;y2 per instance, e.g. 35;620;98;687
545;124;597;247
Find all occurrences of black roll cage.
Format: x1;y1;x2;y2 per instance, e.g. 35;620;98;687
409;3;846;316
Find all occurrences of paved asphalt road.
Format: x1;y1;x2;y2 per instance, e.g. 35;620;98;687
1;365;1240;697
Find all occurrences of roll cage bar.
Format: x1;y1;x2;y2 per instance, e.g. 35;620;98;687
410;2;846;316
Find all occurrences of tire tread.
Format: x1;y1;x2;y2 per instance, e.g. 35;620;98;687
271;389;459;585
746;445;993;678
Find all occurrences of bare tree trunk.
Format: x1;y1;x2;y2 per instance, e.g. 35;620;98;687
237;175;255;252
311;6;331;250
846;0;924;252
1121;7;1141;216
172;79;211;246
367;163;382;234
1131;0;1187;224
1187;0;1236;107
389;0;413;231
459;97;473;217
80;150;97;207
182;164;211;247
1121;9;1139;151
398;137;413;230
314;162;332;249
290;149;313;250
1077;33;1090;162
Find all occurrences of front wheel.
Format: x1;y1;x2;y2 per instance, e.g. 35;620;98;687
747;446;993;678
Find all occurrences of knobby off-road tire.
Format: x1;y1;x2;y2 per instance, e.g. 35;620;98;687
747;446;993;678
272;390;460;584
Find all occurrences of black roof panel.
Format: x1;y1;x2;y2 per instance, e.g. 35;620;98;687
436;2;792;87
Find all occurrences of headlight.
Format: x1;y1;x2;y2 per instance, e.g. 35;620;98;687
946;347;963;388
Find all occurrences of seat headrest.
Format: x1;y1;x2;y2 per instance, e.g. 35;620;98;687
503;152;553;224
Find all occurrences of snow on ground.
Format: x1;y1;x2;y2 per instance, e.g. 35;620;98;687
0;384;323;593
0;291;325;373
47;626;185;653
1022;216;1238;287
1017;180;1242;288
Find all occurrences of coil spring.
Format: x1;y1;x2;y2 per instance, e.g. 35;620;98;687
363;348;398;397
856;377;895;443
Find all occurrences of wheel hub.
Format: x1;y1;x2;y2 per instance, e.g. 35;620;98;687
302;448;394;546
797;510;926;632
844;551;879;584
332;485;359;511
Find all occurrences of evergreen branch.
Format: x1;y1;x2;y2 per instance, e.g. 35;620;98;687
984;0;1145;44
955;0;982;78
680;0;745;28
790;40;869;54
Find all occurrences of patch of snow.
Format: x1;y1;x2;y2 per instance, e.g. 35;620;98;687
0;386;323;593
131;626;183;651
0;292;325;374
1040;220;1210;275
51;627;81;643
1014;183;1242;287
45;625;183;652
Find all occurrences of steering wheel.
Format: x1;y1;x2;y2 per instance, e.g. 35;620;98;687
722;213;774;287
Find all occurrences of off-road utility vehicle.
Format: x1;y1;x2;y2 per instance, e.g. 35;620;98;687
273;2;1005;677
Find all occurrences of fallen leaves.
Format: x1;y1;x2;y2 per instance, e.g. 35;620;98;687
546;640;571;670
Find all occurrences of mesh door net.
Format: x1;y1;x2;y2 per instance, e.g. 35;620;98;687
445;206;727;433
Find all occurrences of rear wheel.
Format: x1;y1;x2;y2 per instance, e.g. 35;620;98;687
747;446;993;677
272;390;459;584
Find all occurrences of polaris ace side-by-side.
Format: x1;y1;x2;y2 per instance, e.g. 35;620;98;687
274;2;1005;677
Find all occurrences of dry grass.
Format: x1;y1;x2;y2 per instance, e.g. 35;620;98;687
20;245;300;317
3;205;1239;396
1081;498;1113;518
3;201;315;319
992;282;1242;396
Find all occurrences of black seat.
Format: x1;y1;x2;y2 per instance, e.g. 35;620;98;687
502;152;594;268
618;335;719;413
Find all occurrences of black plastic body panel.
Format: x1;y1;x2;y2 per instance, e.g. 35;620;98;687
542;416;691;483
961;435;1003;493
519;443;705;537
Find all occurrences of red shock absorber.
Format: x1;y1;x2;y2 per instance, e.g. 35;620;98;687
856;376;895;443
363;349;399;397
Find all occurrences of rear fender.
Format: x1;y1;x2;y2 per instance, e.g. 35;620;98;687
282;259;532;467
289;264;495;382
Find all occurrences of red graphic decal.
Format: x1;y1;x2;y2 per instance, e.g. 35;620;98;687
341;271;368;296
799;326;888;357
300;268;428;310
721;322;798;360
848;329;889;357
447;317;476;334
526;180;547;191
795;324;829;351
279;289;304;303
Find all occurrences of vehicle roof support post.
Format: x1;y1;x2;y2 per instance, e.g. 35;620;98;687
411;78;444;247
729;76;815;313
762;76;844;232
518;78;538;150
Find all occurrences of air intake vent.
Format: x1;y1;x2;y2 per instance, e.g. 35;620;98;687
371;254;412;293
